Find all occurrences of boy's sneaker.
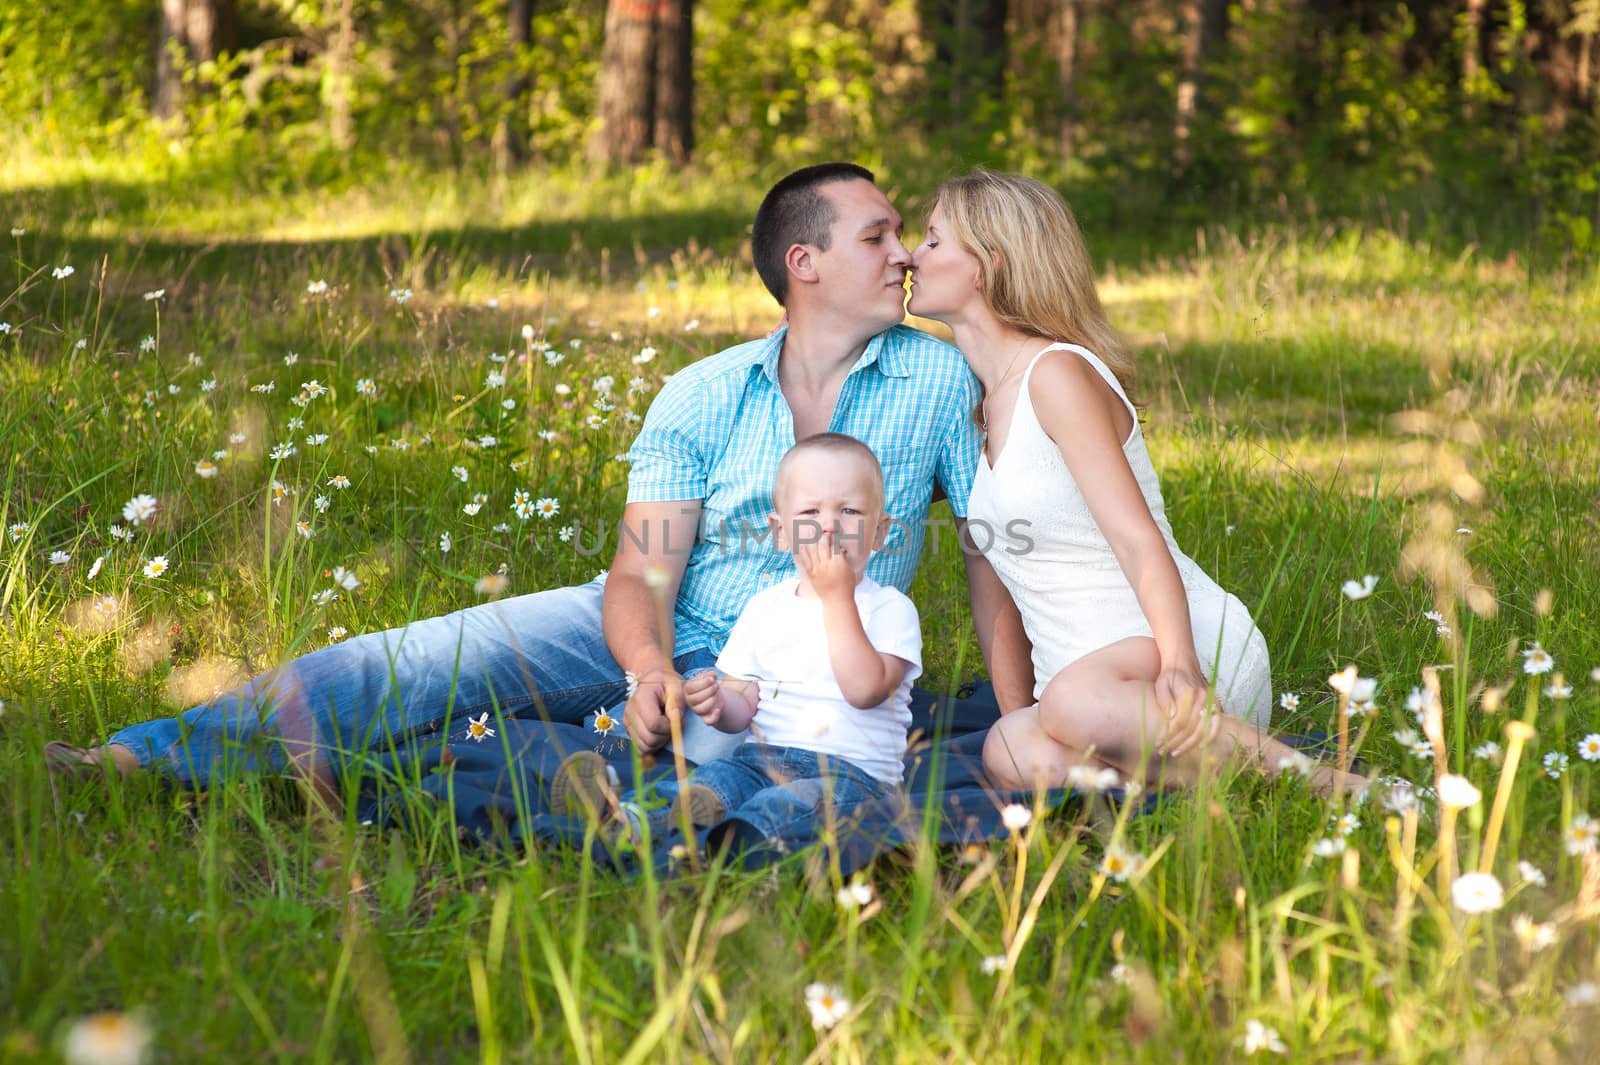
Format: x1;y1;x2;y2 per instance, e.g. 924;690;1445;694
549;750;618;821
668;783;726;828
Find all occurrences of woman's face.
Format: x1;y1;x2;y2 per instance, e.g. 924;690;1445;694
907;204;984;323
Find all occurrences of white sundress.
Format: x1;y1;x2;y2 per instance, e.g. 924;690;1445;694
964;343;1273;726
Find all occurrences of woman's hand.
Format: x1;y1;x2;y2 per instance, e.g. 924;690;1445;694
1154;660;1217;757
683;671;726;728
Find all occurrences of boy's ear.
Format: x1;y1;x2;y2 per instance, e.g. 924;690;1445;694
768;512;786;550
870;513;890;551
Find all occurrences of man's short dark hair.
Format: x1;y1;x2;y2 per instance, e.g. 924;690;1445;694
751;162;875;306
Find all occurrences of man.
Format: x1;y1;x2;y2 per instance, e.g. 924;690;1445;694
47;163;1032;786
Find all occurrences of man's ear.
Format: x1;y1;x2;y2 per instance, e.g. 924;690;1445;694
768;512;786;550
786;243;818;287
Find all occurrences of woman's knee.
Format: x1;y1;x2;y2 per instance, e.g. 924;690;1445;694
983;713;1066;791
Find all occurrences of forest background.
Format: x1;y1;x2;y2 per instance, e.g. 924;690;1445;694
5;0;1599;251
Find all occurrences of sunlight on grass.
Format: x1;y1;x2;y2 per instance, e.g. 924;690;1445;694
3;171;1599;1061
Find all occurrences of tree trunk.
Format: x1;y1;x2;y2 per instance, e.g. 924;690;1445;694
325;0;356;150
1461;0;1489;115
920;0;1009;120
497;0;537;170
1052;0;1082;160
1174;0;1228;171
653;0;694;166
154;0;234;119
591;0;661;165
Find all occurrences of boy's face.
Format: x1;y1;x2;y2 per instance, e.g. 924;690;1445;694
770;451;888;581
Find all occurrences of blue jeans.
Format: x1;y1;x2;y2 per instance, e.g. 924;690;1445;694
108;578;746;787
635;743;896;839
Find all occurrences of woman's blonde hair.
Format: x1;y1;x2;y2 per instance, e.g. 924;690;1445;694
933;169;1134;398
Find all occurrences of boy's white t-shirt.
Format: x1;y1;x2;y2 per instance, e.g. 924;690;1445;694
714;576;923;785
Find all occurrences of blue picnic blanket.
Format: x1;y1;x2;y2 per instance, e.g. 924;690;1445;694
361;683;1084;876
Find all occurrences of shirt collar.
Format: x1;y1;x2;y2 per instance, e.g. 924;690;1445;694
753;325;912;385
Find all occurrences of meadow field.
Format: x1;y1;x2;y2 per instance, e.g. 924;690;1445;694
2;161;1599;1062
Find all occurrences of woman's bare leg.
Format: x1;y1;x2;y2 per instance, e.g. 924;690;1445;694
1028;638;1365;796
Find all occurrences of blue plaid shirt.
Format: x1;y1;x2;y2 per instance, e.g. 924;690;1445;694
626;324;982;656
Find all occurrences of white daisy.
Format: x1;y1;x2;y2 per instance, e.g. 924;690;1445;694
333;566;360;591
63;1010;151;1065
980;955;1009;975
535;497;559;519
122;494;158;526
1522;644;1554;675
1450;872;1504;914
328;626;348;642
804;983;850;1031
1241;1019;1287;1055
195;460;218;479
7;522;27;542
49;550;70;565
439;531;452;554
328;475;351;490
142;556;169;579
465;712;495;742
485;370;505;389
1565;813;1599;855
1341;574;1379;600
1518;860;1547;886
1000;803;1032;832
835;882;873;909
1278;692;1300;711
451;466;469;482
1543;751;1569;780
355;378;376;396
1099;843;1144;882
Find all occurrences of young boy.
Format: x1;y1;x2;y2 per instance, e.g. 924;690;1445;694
549;432;922;840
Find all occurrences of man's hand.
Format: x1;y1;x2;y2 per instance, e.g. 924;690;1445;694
795;530;857;602
623;667;685;752
1154;661;1217;757
683;672;726;728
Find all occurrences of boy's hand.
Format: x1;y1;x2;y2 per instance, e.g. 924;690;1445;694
683;671;726;727
796;530;857;601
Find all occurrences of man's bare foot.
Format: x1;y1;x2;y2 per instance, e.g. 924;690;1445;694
1307;764;1370;800
44;742;139;777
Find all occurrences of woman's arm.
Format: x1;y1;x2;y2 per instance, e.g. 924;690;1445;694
1027;353;1212;749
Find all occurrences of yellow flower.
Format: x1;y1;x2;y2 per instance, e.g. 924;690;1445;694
465;712;495;743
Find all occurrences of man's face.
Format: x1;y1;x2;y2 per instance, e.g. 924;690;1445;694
808;179;912;331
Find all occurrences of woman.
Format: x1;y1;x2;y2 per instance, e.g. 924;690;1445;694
907;170;1361;796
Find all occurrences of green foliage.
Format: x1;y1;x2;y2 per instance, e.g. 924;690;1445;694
2;169;1599;1060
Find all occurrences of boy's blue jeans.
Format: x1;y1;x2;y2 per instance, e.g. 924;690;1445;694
106;578;746;787
635;743;896;839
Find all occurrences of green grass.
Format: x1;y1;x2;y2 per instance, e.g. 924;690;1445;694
2;161;1600;1062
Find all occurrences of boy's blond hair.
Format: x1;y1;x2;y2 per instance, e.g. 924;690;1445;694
774;433;885;507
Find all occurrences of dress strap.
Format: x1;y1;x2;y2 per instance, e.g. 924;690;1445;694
1024;342;1138;426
